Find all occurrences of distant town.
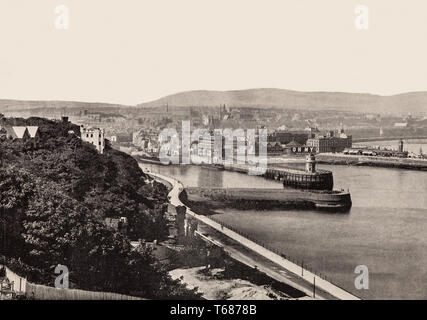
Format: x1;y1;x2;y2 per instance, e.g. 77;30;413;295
2;100;427;161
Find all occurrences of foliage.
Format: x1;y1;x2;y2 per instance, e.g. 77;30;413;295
0;117;200;299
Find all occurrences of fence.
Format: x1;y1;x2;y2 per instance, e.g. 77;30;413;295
25;282;142;300
1;265;27;294
1;264;142;300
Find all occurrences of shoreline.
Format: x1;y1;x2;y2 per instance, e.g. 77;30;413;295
143;166;360;300
138;152;427;172
316;153;427;171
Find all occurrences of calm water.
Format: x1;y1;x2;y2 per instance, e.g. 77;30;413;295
143;161;427;299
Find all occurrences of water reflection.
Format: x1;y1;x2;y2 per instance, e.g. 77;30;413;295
197;167;223;188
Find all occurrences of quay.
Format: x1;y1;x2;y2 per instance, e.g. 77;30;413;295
143;166;360;300
352;135;427;143
316;153;427;170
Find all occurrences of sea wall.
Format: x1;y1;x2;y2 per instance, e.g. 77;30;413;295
184;187;313;210
317;153;427;170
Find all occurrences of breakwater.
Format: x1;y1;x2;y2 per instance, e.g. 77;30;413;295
183;187;351;211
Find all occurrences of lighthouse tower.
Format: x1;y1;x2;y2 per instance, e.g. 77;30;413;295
306;154;316;173
398;139;404;153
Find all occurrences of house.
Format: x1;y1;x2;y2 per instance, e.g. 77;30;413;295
267;141;283;154
104;217;128;234
80;126;105;154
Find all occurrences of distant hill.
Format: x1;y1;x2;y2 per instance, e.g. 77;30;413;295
2;89;427;115
0;99;131;113
137;88;427;115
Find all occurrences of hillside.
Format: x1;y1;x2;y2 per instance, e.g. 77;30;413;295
137;88;427;115
0;116;200;299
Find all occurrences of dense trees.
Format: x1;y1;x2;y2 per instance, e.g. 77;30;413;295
0;117;199;299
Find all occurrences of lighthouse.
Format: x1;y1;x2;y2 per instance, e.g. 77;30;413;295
398;139;404;153
306;154;316;173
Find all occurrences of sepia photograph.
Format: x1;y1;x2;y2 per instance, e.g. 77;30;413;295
0;0;426;314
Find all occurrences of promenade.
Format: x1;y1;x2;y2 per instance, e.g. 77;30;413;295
144;167;360;300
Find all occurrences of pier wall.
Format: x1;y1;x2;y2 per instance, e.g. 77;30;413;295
186;187;305;202
185;187;351;211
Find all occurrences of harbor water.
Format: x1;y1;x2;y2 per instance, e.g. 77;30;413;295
142;160;427;300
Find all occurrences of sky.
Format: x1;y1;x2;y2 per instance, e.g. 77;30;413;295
1;0;427;105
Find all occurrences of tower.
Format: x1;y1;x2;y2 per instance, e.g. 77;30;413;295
306;153;316;173
398;139;404;153
80;126;105;154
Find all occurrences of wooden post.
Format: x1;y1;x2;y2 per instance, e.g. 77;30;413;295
313;277;316;298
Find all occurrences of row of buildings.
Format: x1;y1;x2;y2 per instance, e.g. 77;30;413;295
343;139;409;158
128;126;354;160
306;128;353;153
132;129;160;155
266;127;353;154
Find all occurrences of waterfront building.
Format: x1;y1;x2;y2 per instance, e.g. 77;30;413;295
282;140;317;155
268;130;308;145
267;141;283;154
80;126;105;154
306;128;352;153
343;140;408;158
196;131;225;164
